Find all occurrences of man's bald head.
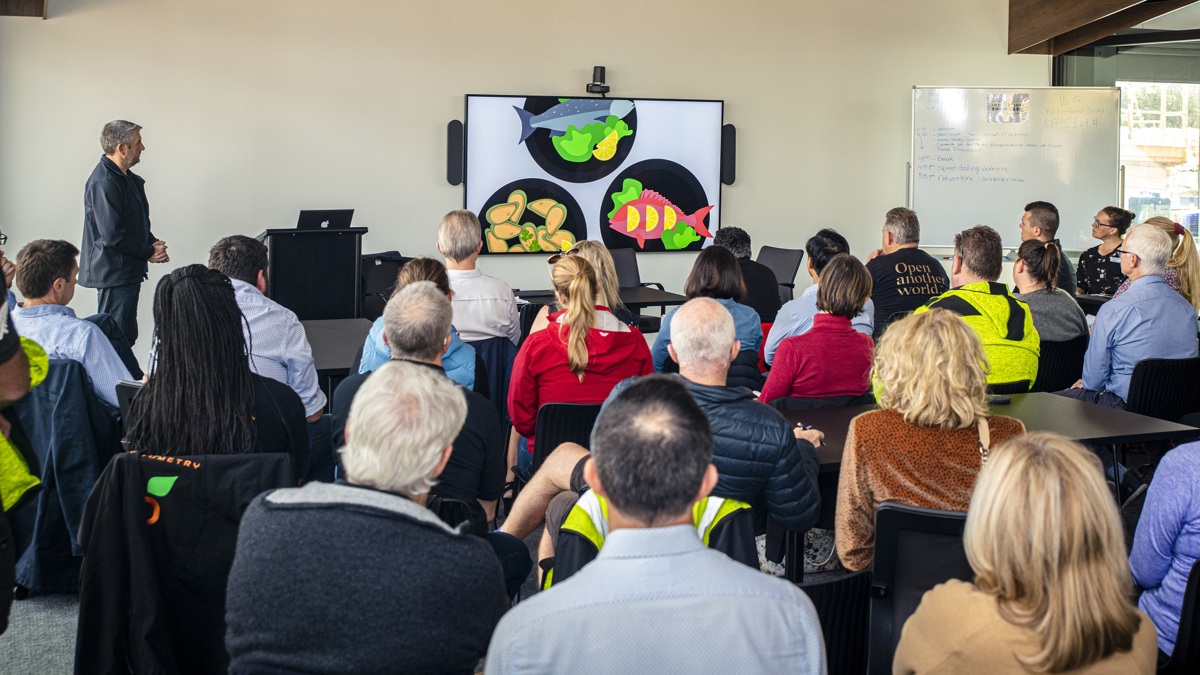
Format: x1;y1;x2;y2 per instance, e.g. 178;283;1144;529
669;298;737;376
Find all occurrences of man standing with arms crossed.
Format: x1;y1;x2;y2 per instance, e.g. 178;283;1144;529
79;120;169;346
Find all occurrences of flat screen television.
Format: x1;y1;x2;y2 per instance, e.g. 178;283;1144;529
465;94;723;254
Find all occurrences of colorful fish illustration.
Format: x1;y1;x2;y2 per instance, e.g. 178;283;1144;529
608;190;714;249
515;99;634;144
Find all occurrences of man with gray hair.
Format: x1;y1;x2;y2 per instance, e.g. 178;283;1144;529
1059;223;1199;409
486;375;826;674
713;226;781;322
225;360;509;673
501;297;822;569
79;120;170;347
866;207;949;339
437;209;520;345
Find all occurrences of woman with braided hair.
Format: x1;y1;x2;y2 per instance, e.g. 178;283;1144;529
127;264;309;476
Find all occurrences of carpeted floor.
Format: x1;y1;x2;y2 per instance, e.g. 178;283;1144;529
0;594;78;675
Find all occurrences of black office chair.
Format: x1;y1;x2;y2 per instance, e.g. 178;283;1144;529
1031;333;1089;393
756;246;805;304
530;403;603;475
427;495;488;536
988;380;1031;395
799;569;871;675
360;251;410;322
1161;557;1200;675
1125;357;1200;423
609;247;666;334
518;302;543;347
867;503;972;675
769;392;875;412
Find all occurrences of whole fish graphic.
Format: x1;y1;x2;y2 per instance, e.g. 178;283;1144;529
515;99;634;144
608;190;714;249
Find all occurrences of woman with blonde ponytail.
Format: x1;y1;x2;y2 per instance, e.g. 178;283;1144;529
508;255;652;462
1113;216;1200;309
894;432;1157;674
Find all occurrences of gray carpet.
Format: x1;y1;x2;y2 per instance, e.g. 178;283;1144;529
0;594;78;674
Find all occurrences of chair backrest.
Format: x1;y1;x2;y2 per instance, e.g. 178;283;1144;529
1031;333;1090;393
768;392;875;412
1126;357;1200;422
531;403;603;474
756;246;805;303
518;302;543;347
427;495;487;536
1162;557;1200;675
799;569;872;675
361;252;410;322
988;380;1031;395
868;503;971;675
609;247;642;288
75;451;296;674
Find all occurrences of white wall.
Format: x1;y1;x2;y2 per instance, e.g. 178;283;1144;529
0;0;1048;361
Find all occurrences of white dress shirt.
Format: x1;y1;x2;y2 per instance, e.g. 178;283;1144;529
231;279;326;416
446;268;520;344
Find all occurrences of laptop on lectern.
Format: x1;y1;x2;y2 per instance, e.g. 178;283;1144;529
296;209;354;230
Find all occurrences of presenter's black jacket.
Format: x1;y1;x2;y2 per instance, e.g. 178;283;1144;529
79;156;156;288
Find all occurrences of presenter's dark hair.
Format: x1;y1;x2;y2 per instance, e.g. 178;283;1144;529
1024;201;1060;238
14;239;79;299
806;228;851;274
816;254;873;318
208;235;269;286
127;265;257;457
1100;206;1135;236
1016;239;1062;291
954;225;1004;282
590;375;712;525
685;245;747;302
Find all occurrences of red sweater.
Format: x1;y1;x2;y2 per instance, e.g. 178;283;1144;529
759;313;874;403
508;309;653;453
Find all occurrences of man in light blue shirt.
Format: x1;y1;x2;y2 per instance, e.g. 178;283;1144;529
1059;223;1199;408
210;236;330;480
486;375;826;675
11;240;132;410
765;229;873;366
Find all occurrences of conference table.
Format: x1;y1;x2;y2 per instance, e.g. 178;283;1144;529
778;392;1199;529
515;286;688;312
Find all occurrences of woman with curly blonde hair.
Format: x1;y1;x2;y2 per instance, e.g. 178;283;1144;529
835;308;1025;571
895;432;1157;674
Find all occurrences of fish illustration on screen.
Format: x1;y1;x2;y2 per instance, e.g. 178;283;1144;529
515;99;634;144
608;189;713;249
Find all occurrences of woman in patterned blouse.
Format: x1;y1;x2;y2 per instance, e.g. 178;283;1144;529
1076;206;1131;296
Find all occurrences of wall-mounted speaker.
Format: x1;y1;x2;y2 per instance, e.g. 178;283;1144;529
721;124;736;185
447;120;464;186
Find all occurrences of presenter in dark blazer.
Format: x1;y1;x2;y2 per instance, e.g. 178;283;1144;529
79;120;169;346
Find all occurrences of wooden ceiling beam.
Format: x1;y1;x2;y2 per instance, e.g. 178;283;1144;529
1011;0;1200;56
0;0;46;18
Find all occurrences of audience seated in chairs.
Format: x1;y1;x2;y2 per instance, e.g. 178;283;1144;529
713;226;782;323
486;375;825;675
508;255;652;473
332;282;516;559
652;245;763;372
528;240;638;332
1012;238;1088;342
10;239;133;410
760;253;874;404
836;309;1024;572
128;265;310;477
226;361;511;675
208;236;332;482
1057;223;1199;409
915;225;1040;389
895;432;1157;674
501;298;822;572
865;207;949;340
354;256;478;390
766;228;874;366
438;209;521;345
1112;216;1200;310
1131;439;1200;665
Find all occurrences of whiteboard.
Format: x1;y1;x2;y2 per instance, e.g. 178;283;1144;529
911;87;1120;251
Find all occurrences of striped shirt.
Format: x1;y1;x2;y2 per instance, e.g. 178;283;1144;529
11;303;132;409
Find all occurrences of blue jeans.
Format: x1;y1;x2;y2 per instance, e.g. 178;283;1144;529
97;282;142;347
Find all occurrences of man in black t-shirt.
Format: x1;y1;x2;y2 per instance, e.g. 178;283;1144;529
866;207;950;339
713;227;782;322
